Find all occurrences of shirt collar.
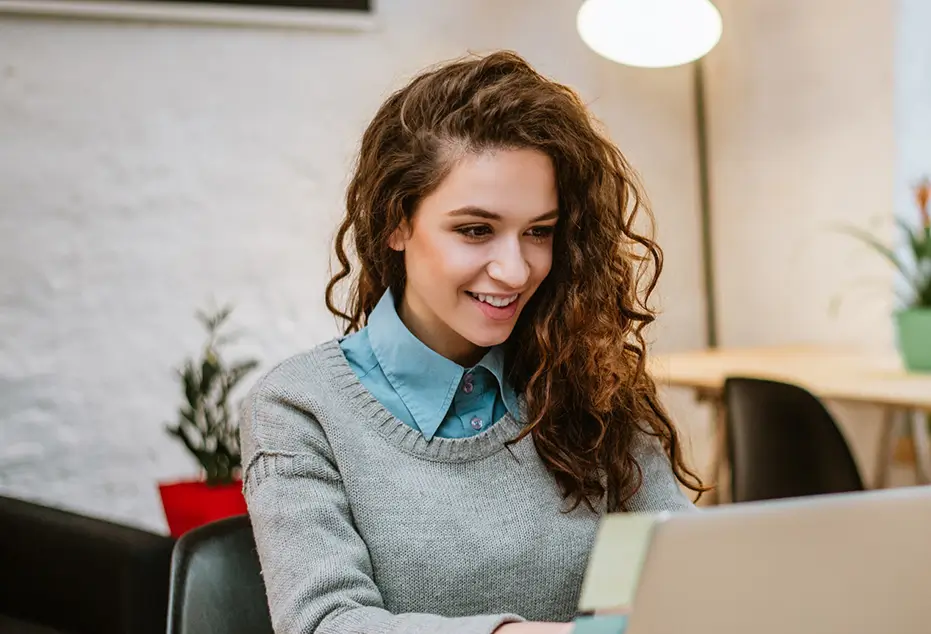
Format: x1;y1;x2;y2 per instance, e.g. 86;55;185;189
367;289;519;440
475;345;521;422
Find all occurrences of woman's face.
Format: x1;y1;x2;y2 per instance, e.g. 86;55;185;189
390;148;559;366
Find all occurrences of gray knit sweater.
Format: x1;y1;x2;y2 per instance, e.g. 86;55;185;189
240;339;695;634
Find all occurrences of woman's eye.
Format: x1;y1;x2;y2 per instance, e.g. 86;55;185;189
526;226;556;240
456;225;492;239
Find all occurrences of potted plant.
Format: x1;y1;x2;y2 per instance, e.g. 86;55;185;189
158;305;259;537
842;178;931;371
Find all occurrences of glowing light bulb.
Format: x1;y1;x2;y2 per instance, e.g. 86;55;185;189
577;0;723;68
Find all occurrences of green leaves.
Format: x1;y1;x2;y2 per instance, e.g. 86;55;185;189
838;216;931;310
838;225;911;279
200;354;220;397
897;219;931;267
166;305;260;486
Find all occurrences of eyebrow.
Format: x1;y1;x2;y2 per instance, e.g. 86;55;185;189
447;206;560;222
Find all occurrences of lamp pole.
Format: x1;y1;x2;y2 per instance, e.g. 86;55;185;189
693;58;718;349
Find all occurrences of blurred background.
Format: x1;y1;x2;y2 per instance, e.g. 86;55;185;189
1;0;928;534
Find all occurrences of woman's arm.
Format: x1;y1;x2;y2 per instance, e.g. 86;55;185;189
240;375;527;634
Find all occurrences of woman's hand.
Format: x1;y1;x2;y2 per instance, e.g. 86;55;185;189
494;623;573;634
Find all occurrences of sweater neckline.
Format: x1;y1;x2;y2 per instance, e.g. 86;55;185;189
314;338;527;463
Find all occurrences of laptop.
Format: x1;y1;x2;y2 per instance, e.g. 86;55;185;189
580;486;931;634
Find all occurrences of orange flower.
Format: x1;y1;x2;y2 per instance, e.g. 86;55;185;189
916;177;930;229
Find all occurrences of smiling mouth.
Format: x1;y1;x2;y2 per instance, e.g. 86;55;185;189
465;291;520;308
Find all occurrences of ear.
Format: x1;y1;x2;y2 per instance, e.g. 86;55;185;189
388;219;411;252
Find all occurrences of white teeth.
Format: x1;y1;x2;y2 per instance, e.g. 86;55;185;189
473;293;518;308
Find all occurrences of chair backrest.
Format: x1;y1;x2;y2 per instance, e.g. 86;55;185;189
0;494;173;634
724;377;864;503
167;514;273;634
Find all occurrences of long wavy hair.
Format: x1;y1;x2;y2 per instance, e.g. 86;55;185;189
326;50;708;512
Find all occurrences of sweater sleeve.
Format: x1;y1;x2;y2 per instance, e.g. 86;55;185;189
624;430;699;513
239;376;527;634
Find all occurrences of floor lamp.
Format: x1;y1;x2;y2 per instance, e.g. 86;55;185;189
577;0;723;349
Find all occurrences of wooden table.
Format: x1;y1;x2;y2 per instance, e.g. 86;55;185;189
648;345;931;504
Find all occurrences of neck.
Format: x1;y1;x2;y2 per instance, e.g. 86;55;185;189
397;292;486;367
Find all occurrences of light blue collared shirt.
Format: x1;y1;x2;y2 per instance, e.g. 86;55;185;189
339;289;520;441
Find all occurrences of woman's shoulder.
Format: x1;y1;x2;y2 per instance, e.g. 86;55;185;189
239;338;351;452
247;338;346;398
627;426;698;513
239;340;358;486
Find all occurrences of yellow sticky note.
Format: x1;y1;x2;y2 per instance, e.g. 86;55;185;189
577;512;663;612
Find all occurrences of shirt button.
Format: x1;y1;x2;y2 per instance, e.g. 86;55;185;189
462;373;474;394
470;416;484;430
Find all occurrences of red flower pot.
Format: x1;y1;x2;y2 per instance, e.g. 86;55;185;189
158;479;247;538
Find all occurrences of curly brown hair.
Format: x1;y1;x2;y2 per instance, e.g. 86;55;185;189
326;50;708;512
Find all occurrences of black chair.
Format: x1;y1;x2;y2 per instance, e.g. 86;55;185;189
167;514;274;634
0;494;174;634
724;377;865;503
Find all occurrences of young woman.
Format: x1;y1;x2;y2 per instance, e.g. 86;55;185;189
240;50;706;634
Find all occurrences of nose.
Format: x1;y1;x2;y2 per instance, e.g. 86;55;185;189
486;238;530;289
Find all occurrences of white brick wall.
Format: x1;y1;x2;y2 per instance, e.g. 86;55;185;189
0;1;707;532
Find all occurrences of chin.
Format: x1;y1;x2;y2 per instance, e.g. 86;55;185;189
462;327;513;349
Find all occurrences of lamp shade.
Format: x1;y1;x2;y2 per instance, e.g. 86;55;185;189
577;0;723;68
